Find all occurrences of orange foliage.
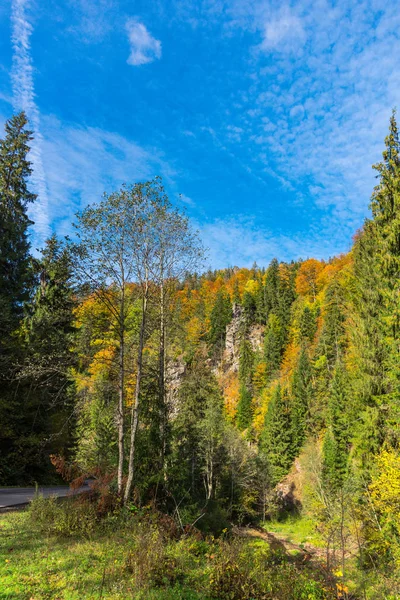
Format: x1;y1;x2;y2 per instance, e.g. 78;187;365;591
295;259;325;300
222;372;240;420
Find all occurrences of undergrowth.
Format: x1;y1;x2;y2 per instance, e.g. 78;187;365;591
0;494;336;599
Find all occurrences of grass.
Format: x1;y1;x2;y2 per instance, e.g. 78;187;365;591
0;499;334;600
0;510;210;599
263;514;325;550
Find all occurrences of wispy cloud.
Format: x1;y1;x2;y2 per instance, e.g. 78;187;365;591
200;214;349;270
126;19;162;66
39;116;175;237
11;0;50;244
178;193;195;207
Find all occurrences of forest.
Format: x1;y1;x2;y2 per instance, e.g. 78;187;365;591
1;110;400;599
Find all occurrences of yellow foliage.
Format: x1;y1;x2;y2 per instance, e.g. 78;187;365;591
369;450;400;527
252;362;267;393
186;316;204;346
281;342;300;380
244;278;259;295
253;387;273;434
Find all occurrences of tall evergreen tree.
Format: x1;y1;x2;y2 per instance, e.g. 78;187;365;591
264;313;283;378
0;112;36;374
237;337;255;431
260;385;293;485
322;362;350;490
0;113;37;484
208;289;232;354
291;348;312;451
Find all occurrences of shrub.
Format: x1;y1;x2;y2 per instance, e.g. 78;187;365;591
29;494;98;538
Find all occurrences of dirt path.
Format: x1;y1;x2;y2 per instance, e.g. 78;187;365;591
235;525;327;572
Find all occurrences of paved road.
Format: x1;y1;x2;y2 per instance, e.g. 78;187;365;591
0;485;89;509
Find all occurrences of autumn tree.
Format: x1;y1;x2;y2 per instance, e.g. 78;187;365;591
73;185;147;496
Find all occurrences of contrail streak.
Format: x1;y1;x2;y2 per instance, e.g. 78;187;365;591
11;0;50;246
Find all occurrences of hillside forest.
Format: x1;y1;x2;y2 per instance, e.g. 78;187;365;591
2;110;400;598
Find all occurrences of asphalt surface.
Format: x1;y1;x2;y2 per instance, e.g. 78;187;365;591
0;485;89;509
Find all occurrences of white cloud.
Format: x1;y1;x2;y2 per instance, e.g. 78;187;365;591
178;193;195;207
38;116;175;239
126;19;161;66
261;7;305;52
199;215;346;270
11;0;51;244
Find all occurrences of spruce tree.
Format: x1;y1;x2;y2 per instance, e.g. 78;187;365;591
264;313;283;378
291;348;312;452
237;337;255;431
299;305;317;342
0;113;37;483
264;258;280;316
208;289;232;354
352;110;400;449
260;385;293;485
322;362;350;489
0;112;36;373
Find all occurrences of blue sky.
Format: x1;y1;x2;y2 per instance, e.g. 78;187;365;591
1;0;399;268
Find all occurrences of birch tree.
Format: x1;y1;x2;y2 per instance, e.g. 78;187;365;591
73;187;140;495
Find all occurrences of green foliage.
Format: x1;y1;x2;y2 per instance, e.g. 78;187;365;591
29;494;98;538
236;384;253;431
208;289;232;354
260;385;294;485
322;362;350;490
290;348;312;451
264;313;283;377
299;305;317;342
237;337;254;431
0;112;35;356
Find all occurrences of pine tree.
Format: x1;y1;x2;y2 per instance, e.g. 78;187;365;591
260;385;293;485
237;384;253;431
322;362;350;489
318;278;346;368
351;111;400;450
208;289;232;354
0;113;37;484
0;112;36;373
264;313;283;378
237;338;255;431
242;289;257;321
1;237;77;484
299;305;317;342
291;348;312;451
264;258;280;316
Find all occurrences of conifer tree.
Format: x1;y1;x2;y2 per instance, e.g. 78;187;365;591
0;112;36;373
237;338;254;431
291;348;312;451
260;385;293;485
264;313;283;378
208;289;232;354
322;362;350;489
264;258;280;316
299;305;317;342
0;113;37;483
352;110;400;449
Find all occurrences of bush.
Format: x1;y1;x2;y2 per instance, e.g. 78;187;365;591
29;494;98;538
208;538;331;600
